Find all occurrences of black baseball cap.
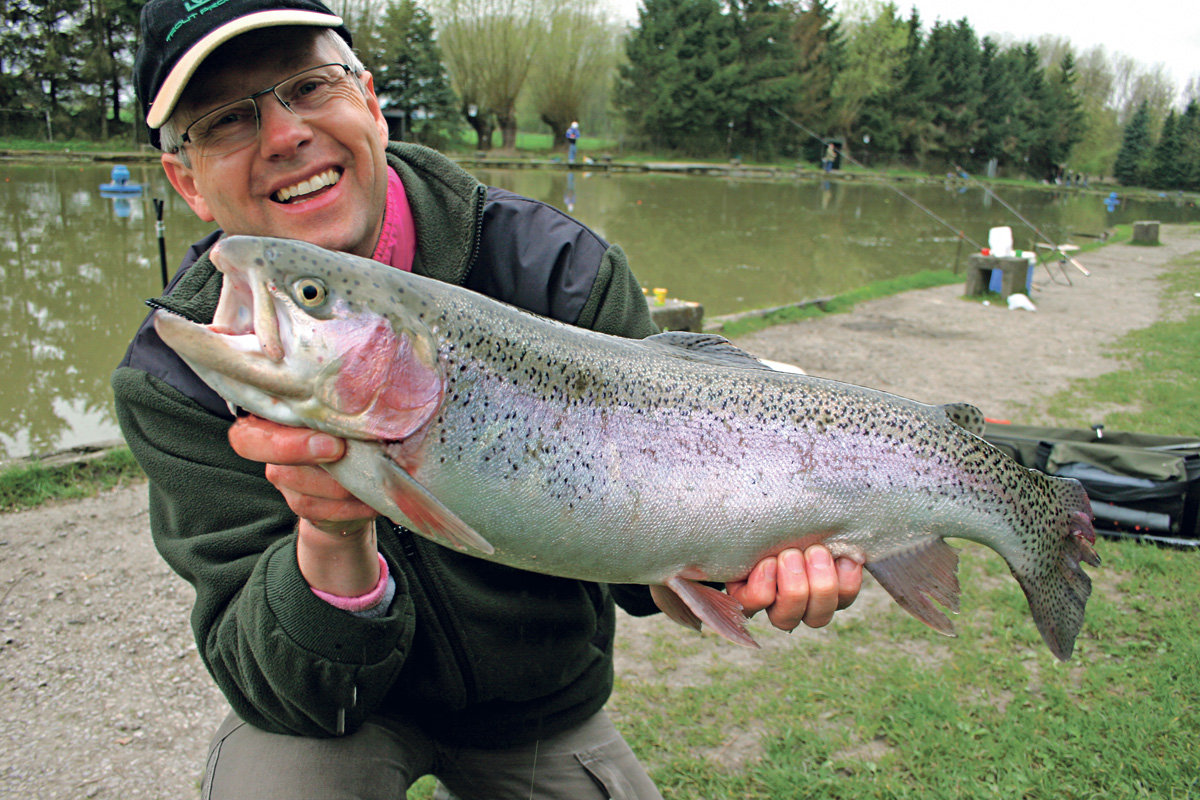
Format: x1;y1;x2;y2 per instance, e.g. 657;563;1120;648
134;0;352;149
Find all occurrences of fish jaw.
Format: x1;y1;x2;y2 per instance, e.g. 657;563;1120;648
153;236;445;442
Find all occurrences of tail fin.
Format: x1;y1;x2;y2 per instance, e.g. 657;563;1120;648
1012;476;1100;661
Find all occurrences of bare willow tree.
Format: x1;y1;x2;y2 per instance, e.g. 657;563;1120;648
432;0;565;152
526;0;619;149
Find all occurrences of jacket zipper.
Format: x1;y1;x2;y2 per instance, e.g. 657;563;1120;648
459;184;488;285
394;520;478;706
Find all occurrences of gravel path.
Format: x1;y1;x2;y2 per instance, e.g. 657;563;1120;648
3;224;1196;799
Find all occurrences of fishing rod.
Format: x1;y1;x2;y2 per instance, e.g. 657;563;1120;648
770;107;985;253
951;162;1090;281
153;198;169;289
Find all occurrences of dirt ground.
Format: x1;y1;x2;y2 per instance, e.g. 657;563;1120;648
2;224;1197;799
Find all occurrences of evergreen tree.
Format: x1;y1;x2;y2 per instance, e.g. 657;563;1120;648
721;0;805;160
1046;51;1085;176
1012;43;1057;180
888;8;938;164
356;0;463;149
1177;100;1200;190
1149;109;1182;189
616;0;732;154
1113;100;1152;185
924;18;983;165
976;38;1021;168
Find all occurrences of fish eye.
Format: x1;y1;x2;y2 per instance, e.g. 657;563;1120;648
293;278;327;307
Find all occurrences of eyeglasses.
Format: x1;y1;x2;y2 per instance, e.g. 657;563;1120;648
181;63;353;157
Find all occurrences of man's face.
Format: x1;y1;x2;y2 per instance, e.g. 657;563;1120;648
161;30;390;259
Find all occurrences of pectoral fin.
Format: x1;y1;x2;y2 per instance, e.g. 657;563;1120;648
322;439;494;554
865;538;961;636
380;460;495;554
651;576;760;649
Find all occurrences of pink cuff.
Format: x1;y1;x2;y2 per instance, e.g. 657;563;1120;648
311;553;389;613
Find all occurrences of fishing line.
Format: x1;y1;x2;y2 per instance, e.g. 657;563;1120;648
770;107;985;252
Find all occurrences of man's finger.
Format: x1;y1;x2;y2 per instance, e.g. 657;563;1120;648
729;556;778;617
764;548;811;631
798;545;839;629
835;557;864;610
229;416;343;465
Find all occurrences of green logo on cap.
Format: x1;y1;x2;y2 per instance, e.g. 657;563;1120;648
166;0;234;41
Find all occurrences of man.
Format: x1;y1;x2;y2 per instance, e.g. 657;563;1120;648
113;1;864;796
566;121;580;164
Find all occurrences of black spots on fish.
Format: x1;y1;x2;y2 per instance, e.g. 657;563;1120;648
570;373;591;400
254;258;265;266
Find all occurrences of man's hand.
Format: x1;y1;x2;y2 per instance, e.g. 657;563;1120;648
229;416;379;595
725;546;863;631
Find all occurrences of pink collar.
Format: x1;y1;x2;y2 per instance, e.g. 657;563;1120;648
371;166;416;272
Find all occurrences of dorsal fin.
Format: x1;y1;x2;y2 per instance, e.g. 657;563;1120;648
642;331;776;371
939;402;986;436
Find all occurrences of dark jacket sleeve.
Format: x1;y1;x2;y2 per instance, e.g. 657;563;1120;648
112;362;417;737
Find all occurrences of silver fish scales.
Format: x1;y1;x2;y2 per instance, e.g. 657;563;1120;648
154;236;1100;659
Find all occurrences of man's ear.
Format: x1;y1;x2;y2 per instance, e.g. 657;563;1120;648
360;71;389;144
161;152;216;222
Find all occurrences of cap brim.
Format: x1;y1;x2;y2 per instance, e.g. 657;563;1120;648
146;9;343;129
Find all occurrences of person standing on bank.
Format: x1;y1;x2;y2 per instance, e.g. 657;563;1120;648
113;1;864;796
566;120;581;163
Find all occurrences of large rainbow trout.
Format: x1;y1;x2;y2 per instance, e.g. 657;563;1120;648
154;236;1100;659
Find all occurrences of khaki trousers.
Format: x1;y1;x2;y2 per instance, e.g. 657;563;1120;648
201;708;663;800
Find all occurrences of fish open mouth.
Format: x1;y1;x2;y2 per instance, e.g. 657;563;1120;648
272;167;342;204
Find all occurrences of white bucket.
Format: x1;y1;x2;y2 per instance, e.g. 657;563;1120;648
988;226;1014;257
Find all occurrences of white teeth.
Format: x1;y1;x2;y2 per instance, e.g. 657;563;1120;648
274;169;340;203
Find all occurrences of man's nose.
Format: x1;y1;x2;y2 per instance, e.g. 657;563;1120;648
255;92;312;155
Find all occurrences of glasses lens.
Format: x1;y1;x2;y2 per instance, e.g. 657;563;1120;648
186;100;259;157
183;64;349;158
278;64;349;113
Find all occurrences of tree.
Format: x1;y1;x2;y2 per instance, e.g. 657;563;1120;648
1045;51;1085;176
1113;100;1152;185
721;0;809;161
884;8;938;164
354;0;463;149
923;18;983;165
1179;100;1200;190
432;0;559;152
829;0;906;153
1149;109;1182;189
975;37;1021;168
786;0;839;144
616;0;732;154
526;0;619;148
1068;44;1122;176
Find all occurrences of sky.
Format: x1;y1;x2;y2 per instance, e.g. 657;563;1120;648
609;0;1199;95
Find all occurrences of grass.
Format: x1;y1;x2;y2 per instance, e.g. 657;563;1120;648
610;224;1200;799
0;448;145;512
612;540;1200;799
1038;246;1200;437
717;270;966;338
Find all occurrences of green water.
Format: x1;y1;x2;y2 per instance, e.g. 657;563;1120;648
1;160;1196;459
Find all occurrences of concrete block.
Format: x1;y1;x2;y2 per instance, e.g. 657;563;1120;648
1132;220;1160;244
964;254;1032;297
648;297;705;332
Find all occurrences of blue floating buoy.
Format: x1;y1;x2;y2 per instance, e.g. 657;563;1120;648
100;164;143;194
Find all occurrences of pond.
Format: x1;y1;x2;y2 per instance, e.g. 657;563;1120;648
2;160;1196;460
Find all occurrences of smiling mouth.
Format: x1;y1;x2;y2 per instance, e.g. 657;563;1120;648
273;168;342;203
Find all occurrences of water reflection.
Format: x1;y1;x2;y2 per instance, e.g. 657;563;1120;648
0;162;218;459
1;161;1197;459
